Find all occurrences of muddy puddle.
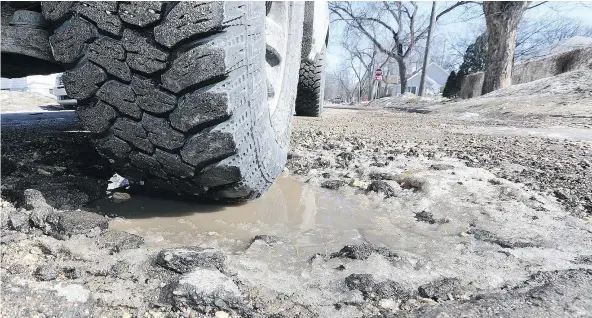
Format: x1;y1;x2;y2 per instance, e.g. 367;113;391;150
103;175;381;254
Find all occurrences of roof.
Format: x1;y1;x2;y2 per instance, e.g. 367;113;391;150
406;62;450;82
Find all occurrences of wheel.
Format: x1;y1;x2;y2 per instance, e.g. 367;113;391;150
42;1;304;200
295;43;326;117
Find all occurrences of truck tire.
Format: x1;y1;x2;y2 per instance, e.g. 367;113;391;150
295;43;326;117
43;1;304;200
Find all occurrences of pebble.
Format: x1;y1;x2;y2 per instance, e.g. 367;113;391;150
33;265;59;281
112;192;131;203
215;311;230;318
350;179;370;189
37;168;52;176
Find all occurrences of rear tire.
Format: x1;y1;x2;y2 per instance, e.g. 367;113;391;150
43;1;304;200
295;43;326;117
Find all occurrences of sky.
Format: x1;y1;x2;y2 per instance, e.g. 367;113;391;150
325;1;592;73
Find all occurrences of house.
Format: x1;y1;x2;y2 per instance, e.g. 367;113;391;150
1;73;58;98
392;62;450;96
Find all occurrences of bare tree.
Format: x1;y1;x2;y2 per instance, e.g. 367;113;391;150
326;60;358;103
330;1;474;94
515;15;592;61
338;25;392;101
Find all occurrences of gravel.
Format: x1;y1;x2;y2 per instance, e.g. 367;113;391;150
289;107;592;217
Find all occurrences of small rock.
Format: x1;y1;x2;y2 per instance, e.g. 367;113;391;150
23;189;49;210
34;265;59;281
320;180;346;190
345;273;410;300
368;172;397;180
1;231;26;245
337;152;354;161
37;236;65;256
29;205;55;230
96;230;144;252
156;247;226;273
395;174;426;191
8;212;30;232
171;268;245;315
23;190;56;231
0;200;17;229
112;192;131;203
573;255;592;265
37;168;52;176
430;164;454;171
470;229;538;248
250;235;284;246
366;181;397;198
215;311;230;318
414;211;449;225
349;179;370;189
418;278;462;300
553;189;570;201
331;244;399;263
488;178;503;185
378;298;398;310
50;211;108;239
110;262;131;278
63;267;82;279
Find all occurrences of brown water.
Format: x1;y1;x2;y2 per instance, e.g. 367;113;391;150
105;175;377;252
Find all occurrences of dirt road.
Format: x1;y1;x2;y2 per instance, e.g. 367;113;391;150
2;90;592;317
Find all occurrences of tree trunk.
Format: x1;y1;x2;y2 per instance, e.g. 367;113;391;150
482;1;530;94
395;56;407;95
419;1;437;96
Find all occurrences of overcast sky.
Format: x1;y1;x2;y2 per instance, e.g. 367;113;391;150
326;1;592;73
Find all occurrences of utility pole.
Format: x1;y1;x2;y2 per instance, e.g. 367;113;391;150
419;1;437;96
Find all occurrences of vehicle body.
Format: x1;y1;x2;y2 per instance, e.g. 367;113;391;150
1;1;329;201
53;73;77;107
332;96;344;104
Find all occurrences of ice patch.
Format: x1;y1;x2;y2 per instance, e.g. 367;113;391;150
457;126;592;142
458;112;479;119
54;283;90;303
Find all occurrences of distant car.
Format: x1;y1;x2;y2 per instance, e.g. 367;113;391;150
53;73;76;108
332;96;343;103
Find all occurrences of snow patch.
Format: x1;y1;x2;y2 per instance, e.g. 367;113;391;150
54;283;90;303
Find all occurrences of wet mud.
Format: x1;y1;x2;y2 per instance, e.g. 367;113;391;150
2;101;592;317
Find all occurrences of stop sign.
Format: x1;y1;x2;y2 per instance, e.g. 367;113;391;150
375;68;382;76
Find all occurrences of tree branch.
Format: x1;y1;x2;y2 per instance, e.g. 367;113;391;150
526;1;548;10
436;1;480;20
329;2;399;58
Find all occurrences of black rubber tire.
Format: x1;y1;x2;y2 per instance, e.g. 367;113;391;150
42;2;304;200
295;43;326;117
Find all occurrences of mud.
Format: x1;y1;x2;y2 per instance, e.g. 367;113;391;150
2;87;592;317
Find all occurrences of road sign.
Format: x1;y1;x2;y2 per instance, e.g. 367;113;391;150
375;68;383;81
